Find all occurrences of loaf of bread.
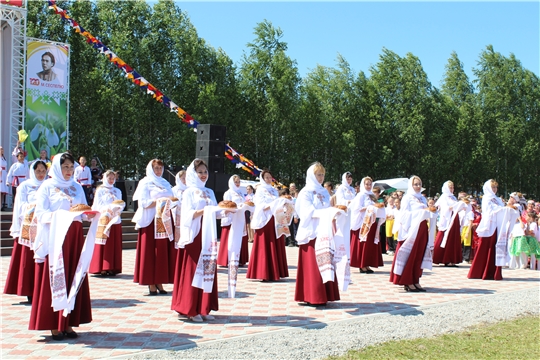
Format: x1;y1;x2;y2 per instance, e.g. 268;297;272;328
70;204;92;212
335;205;347;211
245;201;255;207
170;197;179;202
218;200;238;209
112;200;125;205
281;195;292;200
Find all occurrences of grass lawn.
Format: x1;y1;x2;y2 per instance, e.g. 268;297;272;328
328;314;539;359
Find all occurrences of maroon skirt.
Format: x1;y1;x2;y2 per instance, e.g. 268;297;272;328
433;215;463;265
247;216;288;280
295;239;340;304
350;224;384;268
217;225;249;266
391;220;429;286
171;229;218;317
89;223;123;274
29;222;92;331
389;240;404;283
467;231;502;280
4;238;35;297
134;220;176;285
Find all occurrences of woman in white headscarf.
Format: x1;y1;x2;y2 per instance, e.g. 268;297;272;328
132;159;176;295
349;177;385;273
89;170;124;276
467;179;519;280
29;153;97;340
335;172;356;206
294;162;343;305
172;169;187;248
247;170;289;281
4;160;47;303
217;175;249;267
432;181;463;267
389;175;436;292
171;158;232;322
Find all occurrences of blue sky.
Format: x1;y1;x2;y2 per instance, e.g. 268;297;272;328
173;1;539;88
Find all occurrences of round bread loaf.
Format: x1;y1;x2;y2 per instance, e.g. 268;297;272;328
70;204;92;212
335;205;347;211
244;201;255;207
218;200;238;209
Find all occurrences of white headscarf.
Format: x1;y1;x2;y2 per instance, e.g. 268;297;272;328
48;153;77;188
174;171;187;192
481;179;503;212
405;175;425;202
185;160;207;189
258;171;278;197
27;160;47;187
228;175;242;195
304;163;325;192
359;177;375;196
133;160;172;202
100;170;116;189
341;172;354;192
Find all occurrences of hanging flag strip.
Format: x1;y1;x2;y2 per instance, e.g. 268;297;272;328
47;0;287;183
225;144;285;187
47;0;198;131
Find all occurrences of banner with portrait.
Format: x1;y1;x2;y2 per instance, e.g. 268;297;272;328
25;39;69;161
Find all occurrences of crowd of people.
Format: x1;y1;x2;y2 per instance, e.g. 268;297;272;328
2;147;540;341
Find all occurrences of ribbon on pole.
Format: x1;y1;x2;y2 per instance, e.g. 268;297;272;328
47;0;199;131
225;144;285;187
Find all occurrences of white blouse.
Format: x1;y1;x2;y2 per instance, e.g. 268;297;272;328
132;181;173;229
92;186;123;225
294;188;331;243
10;180;42;237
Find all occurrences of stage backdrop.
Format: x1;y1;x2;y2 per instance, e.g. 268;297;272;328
25;38;69;160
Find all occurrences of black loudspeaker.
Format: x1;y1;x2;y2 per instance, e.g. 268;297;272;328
126;195;138;212
197;124;227;141
114;180;128;203
125;180;139;196
196;140;225;158
199;157;224;173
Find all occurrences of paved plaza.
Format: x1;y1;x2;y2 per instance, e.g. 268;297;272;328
1;246;539;359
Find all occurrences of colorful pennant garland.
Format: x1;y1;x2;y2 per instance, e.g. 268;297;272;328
47;0;198;131
47;0;284;184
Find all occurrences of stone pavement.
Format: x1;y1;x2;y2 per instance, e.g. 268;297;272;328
1;246;539;359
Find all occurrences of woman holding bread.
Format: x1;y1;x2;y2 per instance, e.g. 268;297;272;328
132;159;176;295
350;177;385;274
30;153;98;340
89;170;125;276
4;160;47;303
389;176;437;292
171;159;234;322
294;162;348;305
218;175;250;267
247;170;289;281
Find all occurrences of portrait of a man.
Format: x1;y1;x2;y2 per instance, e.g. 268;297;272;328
36;51;57;82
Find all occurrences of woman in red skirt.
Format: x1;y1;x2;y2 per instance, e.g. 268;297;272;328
171;159;234;322
390;176;437;292
89;170;124;276
247;170;288;281
218;175;250;267
294;162;345;305
30;153;98;340
4;160;47;303
468;180;519;280
132;159;176;295
432;181;463;267
350;177;385;273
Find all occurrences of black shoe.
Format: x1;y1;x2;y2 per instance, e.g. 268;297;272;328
51;331;64;341
404;285;420;292
64;330;78;339
148;286;158;296
366;269;374;274
360;268;367;273
158;289;168;295
26;296;32;304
